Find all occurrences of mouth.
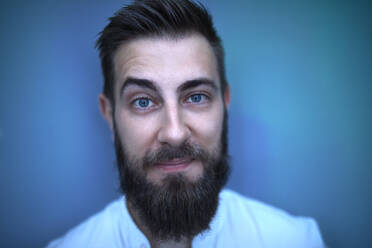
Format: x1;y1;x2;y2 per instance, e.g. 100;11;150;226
154;158;193;173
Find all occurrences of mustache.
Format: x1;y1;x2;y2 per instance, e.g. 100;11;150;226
142;142;210;169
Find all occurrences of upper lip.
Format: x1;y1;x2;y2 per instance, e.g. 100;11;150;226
155;158;193;166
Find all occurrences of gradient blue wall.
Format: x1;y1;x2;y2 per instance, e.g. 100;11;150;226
1;1;371;247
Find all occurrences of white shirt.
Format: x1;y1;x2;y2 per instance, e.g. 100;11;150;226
47;189;325;248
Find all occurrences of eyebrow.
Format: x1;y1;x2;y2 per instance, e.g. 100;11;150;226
177;78;218;93
120;77;218;97
120;77;158;97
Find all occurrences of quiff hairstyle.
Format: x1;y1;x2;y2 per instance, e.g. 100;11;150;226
96;0;227;105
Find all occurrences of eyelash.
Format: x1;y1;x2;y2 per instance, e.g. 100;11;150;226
185;93;209;104
132;96;155;110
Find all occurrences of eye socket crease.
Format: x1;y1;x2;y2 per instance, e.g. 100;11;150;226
120;77;158;98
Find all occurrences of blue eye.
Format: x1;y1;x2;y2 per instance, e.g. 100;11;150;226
187;94;206;103
134;98;153;109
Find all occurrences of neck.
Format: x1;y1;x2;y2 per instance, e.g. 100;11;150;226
126;199;193;248
151;239;191;248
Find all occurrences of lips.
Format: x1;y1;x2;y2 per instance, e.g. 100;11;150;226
154;158;193;172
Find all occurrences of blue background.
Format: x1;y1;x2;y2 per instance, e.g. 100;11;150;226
1;1;371;247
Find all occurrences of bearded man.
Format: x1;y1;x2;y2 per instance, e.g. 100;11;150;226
47;0;325;247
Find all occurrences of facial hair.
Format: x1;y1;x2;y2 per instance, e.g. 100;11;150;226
113;111;230;242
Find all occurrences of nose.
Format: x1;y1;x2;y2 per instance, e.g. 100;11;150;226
157;104;190;147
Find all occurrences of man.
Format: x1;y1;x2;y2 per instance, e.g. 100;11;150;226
47;0;325;247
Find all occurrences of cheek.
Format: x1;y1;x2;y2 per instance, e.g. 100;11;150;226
115;110;159;157
187;106;224;149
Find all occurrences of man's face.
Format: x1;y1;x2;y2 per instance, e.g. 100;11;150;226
100;33;230;240
109;34;229;185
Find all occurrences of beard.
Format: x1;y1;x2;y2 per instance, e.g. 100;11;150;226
113;111;230;242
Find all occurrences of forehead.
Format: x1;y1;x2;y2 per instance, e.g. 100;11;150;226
113;34;219;94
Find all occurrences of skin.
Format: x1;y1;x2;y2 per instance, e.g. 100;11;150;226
99;34;230;247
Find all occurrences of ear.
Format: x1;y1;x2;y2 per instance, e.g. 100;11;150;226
224;84;231;109
99;93;114;130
